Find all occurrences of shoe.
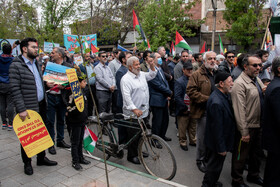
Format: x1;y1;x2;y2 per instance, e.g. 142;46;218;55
127;157;140;164
189;143;196;147
196;160;206;173
2;124;7;130
24;162;33;175
7;125;12;131
48;146;56;155
142;152;149;158
180;144;188;151
57;140;71;148
151;140;163;149
215;181;223;187
37;157;58;166
247;176;263;186
79;158;91;165
163;136;172;141
72;162;83;170
231;181;249;187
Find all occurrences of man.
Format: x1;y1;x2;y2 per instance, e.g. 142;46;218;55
46;47;72;155
9;38;57;175
174;62;196;151
140;50;152;72
79;53;96;116
187;51;216;173
148;53;172;142
174;50;189;80
61;46;73;65
93;51;116;113
193;53;203;71
231;54;265;187
202;72;235;187
263;56;280;187
256;48;276;80
158;46;172;81
0;43;14;131
231;54;245;81
120;56;156;164
218;51;235;74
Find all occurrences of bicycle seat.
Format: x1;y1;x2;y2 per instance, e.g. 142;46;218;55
99;112;114;122
87;116;98;123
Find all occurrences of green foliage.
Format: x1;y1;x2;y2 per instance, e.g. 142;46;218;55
223;0;266;51
135;0;203;51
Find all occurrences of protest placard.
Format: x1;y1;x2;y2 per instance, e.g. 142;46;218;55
44;42;60;53
63;34;97;53
43;62;71;85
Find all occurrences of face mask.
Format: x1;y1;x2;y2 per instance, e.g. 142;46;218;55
157;58;162;65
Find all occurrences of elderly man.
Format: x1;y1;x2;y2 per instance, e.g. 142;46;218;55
231;54;265;187
120;56;156;164
46;47;72;155
263;57;280;187
202;72;235;187
158;46;172;81
187;51;216;173
93;51;116;113
9;38;57;175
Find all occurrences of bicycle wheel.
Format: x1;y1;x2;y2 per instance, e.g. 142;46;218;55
86;124;115;160
138;134;177;180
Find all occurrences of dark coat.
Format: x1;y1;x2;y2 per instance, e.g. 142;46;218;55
0;55;14;84
115;65;128;108
161;57;172;81
148;67;172;107
9;55;45;113
174;75;189;116
263;76;280;155
204;88;236;153
218;60;234;74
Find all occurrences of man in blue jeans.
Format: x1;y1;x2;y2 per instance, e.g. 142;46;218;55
46;47;72;155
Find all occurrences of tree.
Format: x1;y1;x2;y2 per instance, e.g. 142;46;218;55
223;0;267;52
135;0;203;51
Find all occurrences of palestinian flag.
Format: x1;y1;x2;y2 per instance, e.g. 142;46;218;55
133;9;149;48
171;41;175;56
91;43;99;54
200;41;206;53
147;39;151;51
175;31;192;51
83;126;98;152
219;34;224;55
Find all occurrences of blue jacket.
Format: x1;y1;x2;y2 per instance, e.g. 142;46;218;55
174;75;189;116
148;67;172;107
116;65;128;108
0;54;14;83
204;88;236;153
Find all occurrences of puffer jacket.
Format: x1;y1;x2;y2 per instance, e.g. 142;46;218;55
186;64;212;119
9;55;45;113
231;71;264;136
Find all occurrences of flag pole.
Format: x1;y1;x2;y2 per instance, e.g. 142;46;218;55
134;29;136;47
261;12;273;50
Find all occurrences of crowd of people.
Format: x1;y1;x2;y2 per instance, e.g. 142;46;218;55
0;37;279;187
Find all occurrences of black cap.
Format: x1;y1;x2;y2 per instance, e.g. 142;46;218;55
183;60;193;69
214;71;231;84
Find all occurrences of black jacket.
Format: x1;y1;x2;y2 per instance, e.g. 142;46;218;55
9;55;45;113
174;75;189;116
263;76;280;154
204;88;236;153
218;60;234;74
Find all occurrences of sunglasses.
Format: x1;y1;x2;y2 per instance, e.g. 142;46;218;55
101;55;107;58
250;63;262;68
227;56;235;58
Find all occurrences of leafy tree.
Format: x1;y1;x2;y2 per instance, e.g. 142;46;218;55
223;0;267;52
135;0;203;51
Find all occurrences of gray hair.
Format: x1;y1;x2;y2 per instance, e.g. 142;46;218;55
126;56;139;67
157;46;164;53
54;47;65;58
272;56;280;76
149;53;156;59
216;54;225;61
203;51;216;61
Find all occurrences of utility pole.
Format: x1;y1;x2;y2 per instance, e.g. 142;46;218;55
211;0;217;51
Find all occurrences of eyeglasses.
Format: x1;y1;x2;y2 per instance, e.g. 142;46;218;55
101;55;107;58
182;56;188;58
227;56;235;58
250;63;262;68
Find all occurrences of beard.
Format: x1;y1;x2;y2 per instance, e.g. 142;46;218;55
132;67;140;75
27;49;37;60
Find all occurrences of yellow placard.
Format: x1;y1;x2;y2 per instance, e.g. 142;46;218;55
13;110;54;158
66;68;84;112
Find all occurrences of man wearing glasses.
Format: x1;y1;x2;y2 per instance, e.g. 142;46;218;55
231;54;265;187
218;51;235;74
93;51;116;113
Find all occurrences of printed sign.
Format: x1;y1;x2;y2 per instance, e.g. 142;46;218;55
43;62;71;85
13;110;54;158
44;42;60;53
73;54;84;66
0;39;21;56
63;34;97;53
66;68;84;112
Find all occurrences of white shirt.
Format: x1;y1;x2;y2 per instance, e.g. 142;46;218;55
120;69;157;119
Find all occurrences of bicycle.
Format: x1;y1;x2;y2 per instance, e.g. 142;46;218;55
86;112;177;180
